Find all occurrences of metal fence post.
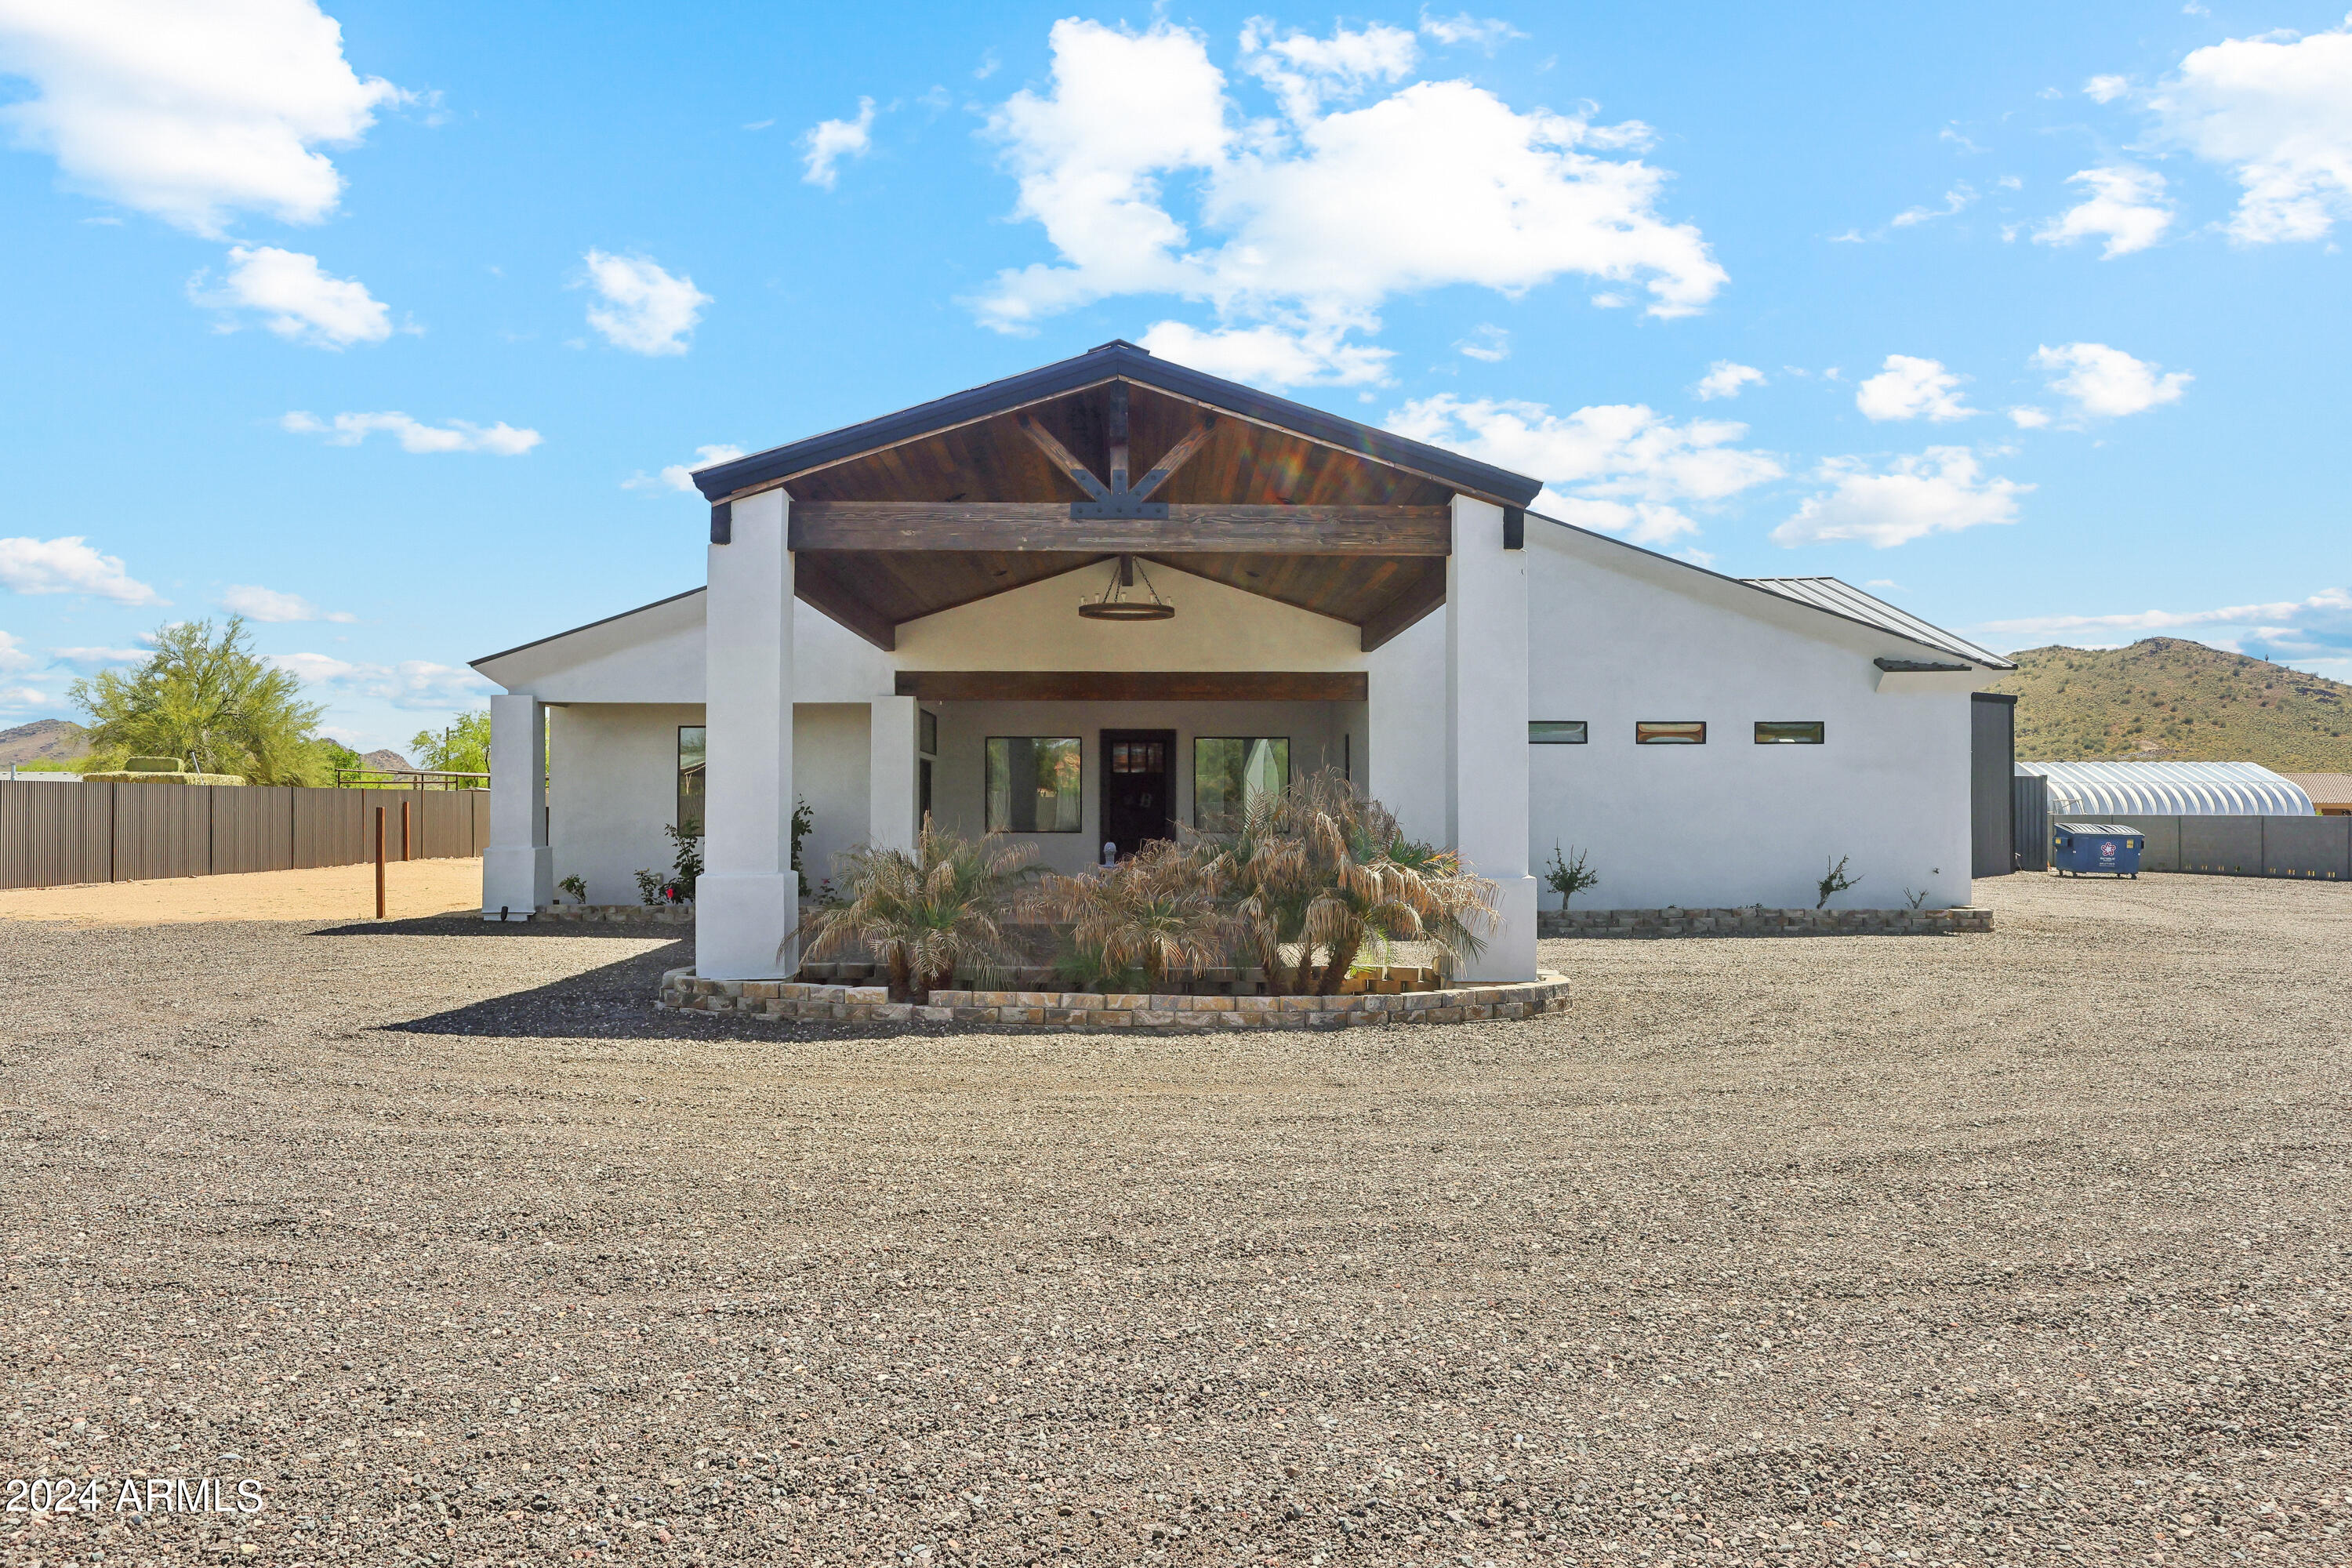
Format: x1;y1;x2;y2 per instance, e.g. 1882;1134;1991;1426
374;805;387;920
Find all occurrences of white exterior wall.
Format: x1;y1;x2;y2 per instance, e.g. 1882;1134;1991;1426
794;705;870;894
1524;524;1974;910
548;702;702;906
892;560;1363;672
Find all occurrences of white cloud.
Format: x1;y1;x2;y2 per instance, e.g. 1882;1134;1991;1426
2084;74;2131;103
800;97;875;188
1980;586;2351;640
975;19;1724;381
2009;406;2051;429
1892;183;1976;227
1240;17;1418;120
48;644;147;667
623;443;747;495
281;410;541;454
1855;355;1976;422
1139;318;1393;387
2030;341;2191;418
0;684;52;710
1773;448;2029;548
1390;394;1782;545
189;245;392;348
269;652;494;711
2033;165;2173;257
0;630;34;673
219;583;354;622
581;249;710;356
0;534;162;604
2151;20;2352;242
1693;361;1764;401
1418;11;1525;49
1455;323;1510;362
0;0;403;236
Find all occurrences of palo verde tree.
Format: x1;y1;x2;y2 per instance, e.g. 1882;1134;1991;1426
71;617;332;784
410;710;491;775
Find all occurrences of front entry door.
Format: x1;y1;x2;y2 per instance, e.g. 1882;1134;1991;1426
1100;730;1175;858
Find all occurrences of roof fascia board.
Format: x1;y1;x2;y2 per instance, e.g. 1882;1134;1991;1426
1525;509;2013;670
692;343;1541;508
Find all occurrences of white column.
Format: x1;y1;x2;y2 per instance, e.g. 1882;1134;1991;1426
482;693;552;918
1446;495;1538;982
868;695;920;855
695;488;797;980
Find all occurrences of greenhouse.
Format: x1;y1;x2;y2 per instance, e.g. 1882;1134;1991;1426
2016;760;2316;818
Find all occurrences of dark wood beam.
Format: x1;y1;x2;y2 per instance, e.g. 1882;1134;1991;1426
1358;570;1449;652
791;502;1449;555
895;670;1367;703
1106;381;1130;495
794;569;897;652
1014;412;1110;503
1127;416;1218;503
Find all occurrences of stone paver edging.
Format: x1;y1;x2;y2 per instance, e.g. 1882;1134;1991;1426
1539;906;1991;938
538;903;692;924
657;968;1570;1029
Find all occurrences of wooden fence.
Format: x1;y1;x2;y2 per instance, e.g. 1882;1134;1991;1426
0;782;491;891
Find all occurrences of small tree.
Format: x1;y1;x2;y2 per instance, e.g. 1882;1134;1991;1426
1816;855;1860;909
71;617;330;784
1543;842;1600;909
411;710;491;775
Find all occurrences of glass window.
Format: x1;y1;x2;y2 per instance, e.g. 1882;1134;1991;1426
677;725;706;831
985;737;1083;833
1755;720;1825;744
1193;738;1290;830
919;708;938;757
1530;721;1588;745
1635;720;1706;745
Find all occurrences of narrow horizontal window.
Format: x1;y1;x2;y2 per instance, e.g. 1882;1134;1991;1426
1194;738;1289;830
1529;721;1587;745
1635;720;1706;745
1754;720;1825;744
985;737;1083;833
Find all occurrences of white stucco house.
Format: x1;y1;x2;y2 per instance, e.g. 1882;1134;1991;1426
474;341;2012;983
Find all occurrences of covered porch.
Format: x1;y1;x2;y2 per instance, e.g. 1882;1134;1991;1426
482;340;1542;982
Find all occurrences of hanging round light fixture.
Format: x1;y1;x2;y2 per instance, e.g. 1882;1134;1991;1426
1078;554;1174;621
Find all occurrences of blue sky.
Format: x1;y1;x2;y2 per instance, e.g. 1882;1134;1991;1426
2;0;2347;753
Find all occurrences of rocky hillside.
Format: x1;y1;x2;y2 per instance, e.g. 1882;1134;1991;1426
0;718;85;767
1987;637;2352;771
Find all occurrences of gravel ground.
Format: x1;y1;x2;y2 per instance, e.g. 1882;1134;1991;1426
2;873;2347;1567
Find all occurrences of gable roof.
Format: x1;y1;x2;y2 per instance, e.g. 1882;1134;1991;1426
689;339;1542;508
1742;577;2013;670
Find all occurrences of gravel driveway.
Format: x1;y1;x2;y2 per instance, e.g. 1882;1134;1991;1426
3;873;2347;1566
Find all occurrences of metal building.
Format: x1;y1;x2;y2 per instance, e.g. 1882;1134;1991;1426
2016;760;2317;818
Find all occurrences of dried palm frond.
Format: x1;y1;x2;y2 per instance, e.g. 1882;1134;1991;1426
798;822;1043;1000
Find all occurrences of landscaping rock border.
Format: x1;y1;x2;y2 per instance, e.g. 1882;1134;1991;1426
1539;906;1992;938
655;968;1571;1029
536;903;692;924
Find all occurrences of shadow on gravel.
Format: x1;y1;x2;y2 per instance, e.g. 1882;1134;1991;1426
310;913;688;938
379;934;713;1039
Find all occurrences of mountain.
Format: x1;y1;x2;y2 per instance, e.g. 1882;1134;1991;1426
1986;637;2352;771
361;749;414;773
0;719;87;767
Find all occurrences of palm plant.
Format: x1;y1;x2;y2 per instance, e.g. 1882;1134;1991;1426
1201;771;1497;995
1041;838;1225;993
797;822;1042;1000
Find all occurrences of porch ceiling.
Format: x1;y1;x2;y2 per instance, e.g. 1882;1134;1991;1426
778;379;1459;655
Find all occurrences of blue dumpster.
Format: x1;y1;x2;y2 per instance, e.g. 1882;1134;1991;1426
2050;822;2143;878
